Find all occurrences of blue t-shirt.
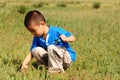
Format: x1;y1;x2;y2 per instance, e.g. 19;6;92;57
30;26;76;62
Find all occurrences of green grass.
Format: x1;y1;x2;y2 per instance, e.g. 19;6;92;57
0;0;120;80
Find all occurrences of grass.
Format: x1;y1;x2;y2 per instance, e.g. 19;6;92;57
56;1;67;7
0;0;120;80
17;5;27;14
92;1;101;9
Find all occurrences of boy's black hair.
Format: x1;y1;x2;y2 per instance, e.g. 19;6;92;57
24;10;46;27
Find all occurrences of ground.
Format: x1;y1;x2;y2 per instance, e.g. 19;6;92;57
0;0;120;80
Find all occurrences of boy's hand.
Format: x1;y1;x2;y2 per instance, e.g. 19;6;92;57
59;34;68;42
60;34;76;42
20;64;28;71
20;52;33;72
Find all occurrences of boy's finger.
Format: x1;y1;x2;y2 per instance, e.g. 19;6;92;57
20;64;28;72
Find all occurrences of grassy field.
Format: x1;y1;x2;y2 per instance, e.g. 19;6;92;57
0;0;120;80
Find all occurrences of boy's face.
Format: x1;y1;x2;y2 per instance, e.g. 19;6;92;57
26;22;44;37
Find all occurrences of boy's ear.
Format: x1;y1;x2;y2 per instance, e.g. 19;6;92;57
40;21;45;25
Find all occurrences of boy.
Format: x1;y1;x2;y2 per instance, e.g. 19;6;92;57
21;10;76;73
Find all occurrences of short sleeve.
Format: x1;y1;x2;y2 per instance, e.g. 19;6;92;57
30;36;38;51
56;27;72;37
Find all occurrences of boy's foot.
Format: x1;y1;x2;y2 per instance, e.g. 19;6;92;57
48;68;64;73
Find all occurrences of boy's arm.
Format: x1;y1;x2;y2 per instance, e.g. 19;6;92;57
60;34;76;42
21;52;33;71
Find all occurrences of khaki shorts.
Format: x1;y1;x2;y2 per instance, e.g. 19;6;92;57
31;45;72;73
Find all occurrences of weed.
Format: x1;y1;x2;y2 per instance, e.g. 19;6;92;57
17;5;27;14
68;1;80;4
0;2;6;8
92;2;101;9
33;1;48;8
56;1;67;8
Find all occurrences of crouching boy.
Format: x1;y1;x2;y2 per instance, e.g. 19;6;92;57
21;10;76;73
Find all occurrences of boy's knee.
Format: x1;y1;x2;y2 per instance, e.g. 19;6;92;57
31;47;42;55
47;45;55;51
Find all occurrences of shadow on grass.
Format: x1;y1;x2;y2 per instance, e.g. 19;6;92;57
32;62;44;70
11;59;23;72
15;61;44;72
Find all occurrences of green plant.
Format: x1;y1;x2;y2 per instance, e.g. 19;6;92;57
17;5;27;14
0;2;6;8
93;2;101;9
33;2;48;8
33;2;43;8
56;1;67;7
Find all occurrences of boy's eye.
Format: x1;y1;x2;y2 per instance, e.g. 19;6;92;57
29;29;35;32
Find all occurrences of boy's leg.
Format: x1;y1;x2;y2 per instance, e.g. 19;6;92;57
63;50;72;69
31;47;48;66
47;45;72;73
